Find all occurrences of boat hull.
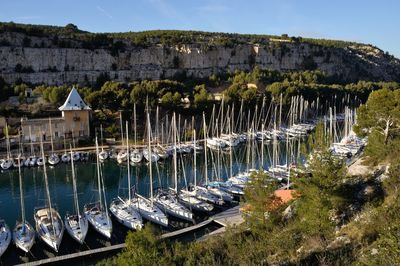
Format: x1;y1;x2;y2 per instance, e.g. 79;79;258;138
13;222;35;253
64;214;88;244
109;198;143;230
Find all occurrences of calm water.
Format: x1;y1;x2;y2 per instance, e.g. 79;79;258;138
0;140;298;265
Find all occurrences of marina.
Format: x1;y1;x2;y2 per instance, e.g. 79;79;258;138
0;93;365;265
0;138;295;264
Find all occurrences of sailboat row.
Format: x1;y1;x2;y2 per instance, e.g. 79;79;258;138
1;120;89;171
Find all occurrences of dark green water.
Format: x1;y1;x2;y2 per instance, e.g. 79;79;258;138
0;140;297;265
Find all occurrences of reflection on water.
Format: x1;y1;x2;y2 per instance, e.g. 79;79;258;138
0;140;301;264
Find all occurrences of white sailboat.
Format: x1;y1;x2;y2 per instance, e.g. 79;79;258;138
110;122;143;231
154;113;194;222
61;128;71;163
24;126;37;167
179;128;214;212
98;125;109;161
84;138;113;239
206;115;235;202
13;156;35;253
65;147;88;244
47;118;60;166
1;122;13;170
71;132;80;162
0;219;11;257
131;112;168;227
130;103;143;164
34;140;64;252
210;116;244;196
191;114;225;206
117;149;128;163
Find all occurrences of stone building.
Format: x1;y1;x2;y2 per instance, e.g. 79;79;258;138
21;87;91;143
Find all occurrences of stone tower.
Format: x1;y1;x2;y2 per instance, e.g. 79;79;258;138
58;87;91;139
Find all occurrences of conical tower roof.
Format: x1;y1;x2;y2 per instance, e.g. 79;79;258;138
59;87;91;111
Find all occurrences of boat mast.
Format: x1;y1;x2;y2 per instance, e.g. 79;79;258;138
220;98;224;137
273;106;278;170
246;111;251;173
70;146;80;217
229;115;233;177
5;122;10;159
173;113;178;193
193;129;197;189
261;123;264;170
101;152;109;218
40;137;55;235
100;124;104;152
63;126;67;155
134;103;137;149
95;138;103;209
156;106;159;145
203;113;208;185
279;93;283;130
126;122;131;201
48;118;54;154
119;111;124;146
29;125;34;156
147;112;154;206
17;155;26;224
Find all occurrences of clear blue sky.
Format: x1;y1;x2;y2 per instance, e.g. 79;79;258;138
1;0;399;57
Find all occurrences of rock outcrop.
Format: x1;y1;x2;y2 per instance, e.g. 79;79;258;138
0;31;399;85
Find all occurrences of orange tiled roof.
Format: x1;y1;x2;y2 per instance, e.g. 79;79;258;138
274;190;295;204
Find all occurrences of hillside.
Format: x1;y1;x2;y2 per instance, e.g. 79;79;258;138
0;22;399;86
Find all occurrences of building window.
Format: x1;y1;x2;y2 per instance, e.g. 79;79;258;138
55;123;58;128
55;132;59;137
79;130;84;136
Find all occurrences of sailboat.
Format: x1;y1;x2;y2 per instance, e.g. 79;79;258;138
0;219;10;257
130;103;143;164
98;124;109;161
178;128;214;212
117;149;128;163
131;112;168;227
71;132;80;162
65;147;88;244
84;138;113;239
117;116;128;163
47;118;60;166
154;113;194;222
61;128;71;163
209;117;244;196
13;155;35;253
110;122;143;230
24;126;37;167
190;114;225;206
13;132;25;168
1;122;13;170
34;139;64;252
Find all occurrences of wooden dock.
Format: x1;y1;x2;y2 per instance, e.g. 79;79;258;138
17;206;244;266
17;244;126;266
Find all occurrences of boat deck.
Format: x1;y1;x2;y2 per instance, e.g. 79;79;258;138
17;206;244;266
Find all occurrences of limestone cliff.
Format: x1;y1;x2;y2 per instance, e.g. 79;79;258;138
0;30;399;85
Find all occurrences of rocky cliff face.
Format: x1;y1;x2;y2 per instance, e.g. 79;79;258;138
0;32;399;85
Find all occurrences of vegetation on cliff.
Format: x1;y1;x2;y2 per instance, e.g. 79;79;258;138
0;21;361;49
1;67;399;139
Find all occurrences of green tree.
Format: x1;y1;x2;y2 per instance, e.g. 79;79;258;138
193;84;210;107
355;89;400;145
116;225;170;266
243;172;282;232
160;91;181;108
294;150;346;239
13;83;28;103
